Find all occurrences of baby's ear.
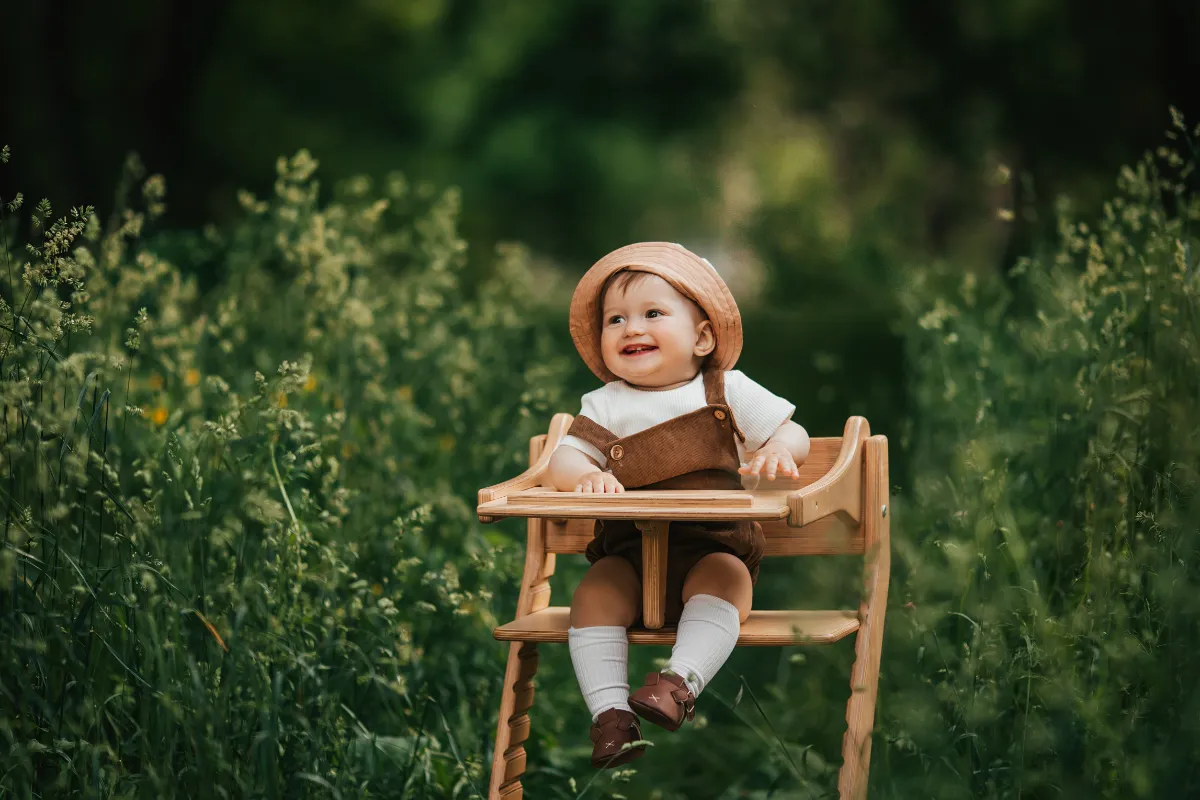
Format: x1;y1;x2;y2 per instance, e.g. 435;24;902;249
694;319;716;357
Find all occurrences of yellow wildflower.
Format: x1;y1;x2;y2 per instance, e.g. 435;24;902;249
148;373;164;390
184;368;200;387
276;391;288;408
151;406;168;425
396;385;413;402
438;434;455;452
304;374;318;392
371;583;383;596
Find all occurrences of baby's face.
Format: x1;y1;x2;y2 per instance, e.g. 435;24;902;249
599;274;714;388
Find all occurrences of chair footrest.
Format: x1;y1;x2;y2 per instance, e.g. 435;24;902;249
494;607;859;646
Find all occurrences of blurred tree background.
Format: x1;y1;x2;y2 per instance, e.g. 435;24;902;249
3;1;1200;797
5;0;1198;439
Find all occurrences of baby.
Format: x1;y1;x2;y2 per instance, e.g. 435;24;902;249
547;242;810;768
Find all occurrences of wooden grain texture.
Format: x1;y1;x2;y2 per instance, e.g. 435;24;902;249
544;519;595;554
787;416;868;527
479;490;791;522
637;521;670;629
837;435;890;800
488;435;556;800
498;643;537;785
543;516;865;556
519;489;754;507
759;516;864;556
493;606;860;646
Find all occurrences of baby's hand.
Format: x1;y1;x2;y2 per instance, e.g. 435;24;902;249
575;471;624;494
738;442;801;481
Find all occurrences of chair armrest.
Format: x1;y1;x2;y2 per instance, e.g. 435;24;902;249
786;416;869;527
477;413;574;522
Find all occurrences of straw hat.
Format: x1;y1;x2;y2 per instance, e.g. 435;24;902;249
569;242;743;383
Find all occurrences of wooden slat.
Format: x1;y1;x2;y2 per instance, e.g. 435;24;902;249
480;490;791;522
507;714;531;747
760;517;864;556
543;517;864;556
545;519;593;554
494;607;860;646
502;749;526;784
518;489;754;508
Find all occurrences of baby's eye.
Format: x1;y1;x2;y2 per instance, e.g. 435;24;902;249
607;314;625;325
646;309;662;318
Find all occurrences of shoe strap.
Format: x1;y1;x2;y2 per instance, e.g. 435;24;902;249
591;709;637;742
670;686;697;720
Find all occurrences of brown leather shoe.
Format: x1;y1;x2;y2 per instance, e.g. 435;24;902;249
629;672;695;732
589;708;646;769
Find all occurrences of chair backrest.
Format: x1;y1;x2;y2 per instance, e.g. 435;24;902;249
530;426;866;558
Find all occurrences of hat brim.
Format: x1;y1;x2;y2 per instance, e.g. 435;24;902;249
569;242;743;383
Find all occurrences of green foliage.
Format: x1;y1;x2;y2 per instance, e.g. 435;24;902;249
877;115;1200;796
4;111;1200;799
0;148;569;797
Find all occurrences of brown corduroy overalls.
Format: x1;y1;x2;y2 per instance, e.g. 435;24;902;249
566;368;767;625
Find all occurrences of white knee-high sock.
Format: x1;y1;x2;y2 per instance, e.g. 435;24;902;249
568;625;632;721
666;594;741;697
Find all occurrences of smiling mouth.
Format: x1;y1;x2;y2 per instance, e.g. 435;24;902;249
621;344;657;356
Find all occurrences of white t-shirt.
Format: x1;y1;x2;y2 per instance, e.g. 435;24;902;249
557;369;796;468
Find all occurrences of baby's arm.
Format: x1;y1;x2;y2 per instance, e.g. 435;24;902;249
547;446;625;493
766;420;811;464
740;420;810;480
724;370;808;481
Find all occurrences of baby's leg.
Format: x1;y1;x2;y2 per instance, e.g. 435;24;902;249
570;556;641;627
667;552;752;696
569;557;642;720
681;552;752;621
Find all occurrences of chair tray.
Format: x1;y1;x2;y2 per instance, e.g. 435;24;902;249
493;607;859;646
478;489;792;522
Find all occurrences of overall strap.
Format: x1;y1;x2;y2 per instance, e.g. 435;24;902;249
702;367;724;405
565;414;619;450
702;368;746;443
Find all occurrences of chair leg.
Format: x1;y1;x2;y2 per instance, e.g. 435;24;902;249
837;435;890;799
489;641;539;800
837;614;883;799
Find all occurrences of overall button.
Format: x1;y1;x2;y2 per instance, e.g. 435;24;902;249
610;444;624;460
713;409;727;420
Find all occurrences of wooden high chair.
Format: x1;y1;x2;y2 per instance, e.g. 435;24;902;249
477;415;890;799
